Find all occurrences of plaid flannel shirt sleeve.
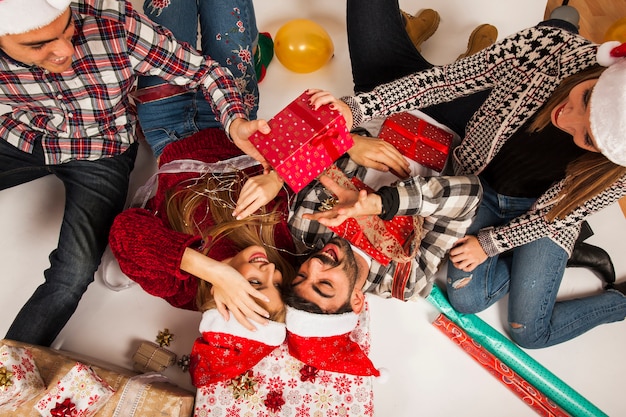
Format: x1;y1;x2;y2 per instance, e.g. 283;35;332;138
123;2;247;135
363;175;481;300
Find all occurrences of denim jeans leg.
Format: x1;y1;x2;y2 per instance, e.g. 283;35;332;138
5;144;137;346
347;0;432;94
508;237;626;348
345;0;491;136
446;179;535;313
197;0;259;120
136;0;200;156
0;139;51;189
137;0;259;156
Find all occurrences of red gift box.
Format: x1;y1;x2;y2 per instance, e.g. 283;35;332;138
324;168;421;267
379;112;453;172
249;91;353;192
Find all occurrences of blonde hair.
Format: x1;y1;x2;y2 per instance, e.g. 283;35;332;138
165;170;294;320
528;65;626;221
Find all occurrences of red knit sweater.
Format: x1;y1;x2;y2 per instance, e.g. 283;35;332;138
109;129;295;310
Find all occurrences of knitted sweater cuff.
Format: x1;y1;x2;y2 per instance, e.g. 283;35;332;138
477;228;500;257
340;96;364;127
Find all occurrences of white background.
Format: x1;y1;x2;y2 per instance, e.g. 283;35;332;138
1;1;625;416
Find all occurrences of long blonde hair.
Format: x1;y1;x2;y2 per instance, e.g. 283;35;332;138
529;65;626;221
165;170;294;320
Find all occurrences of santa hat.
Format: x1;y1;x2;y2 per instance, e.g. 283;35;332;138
0;0;71;36
591;41;626;166
285;306;383;378
189;309;285;387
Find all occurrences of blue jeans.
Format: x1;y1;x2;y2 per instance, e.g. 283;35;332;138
447;179;626;348
346;0;490;137
137;0;259;156
1;140;137;346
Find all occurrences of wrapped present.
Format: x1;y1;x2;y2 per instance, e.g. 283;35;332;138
193;302;375;417
249;91;353;192
323;165;423;267
34;362;115;417
1;339;194;417
379;112;453;172
432;314;569;417
132;341;177;373
0;344;45;411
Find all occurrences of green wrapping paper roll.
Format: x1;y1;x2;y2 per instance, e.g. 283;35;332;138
426;285;607;417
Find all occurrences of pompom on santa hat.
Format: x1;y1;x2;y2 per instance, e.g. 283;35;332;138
591;41;626;166
189;309;286;387
285;306;387;380
0;0;72;37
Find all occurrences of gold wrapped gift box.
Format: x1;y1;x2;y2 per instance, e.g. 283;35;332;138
1;339;194;417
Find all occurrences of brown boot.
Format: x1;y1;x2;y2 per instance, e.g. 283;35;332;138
402;9;440;52
457;24;498;60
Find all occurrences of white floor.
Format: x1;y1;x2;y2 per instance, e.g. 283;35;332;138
2;1;626;416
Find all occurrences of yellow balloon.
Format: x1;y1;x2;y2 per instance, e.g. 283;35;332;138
274;19;334;73
604;17;626;43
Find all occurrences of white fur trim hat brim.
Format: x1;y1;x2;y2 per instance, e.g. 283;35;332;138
0;0;72;36
591;41;626;166
286;306;358;337
199;309;286;346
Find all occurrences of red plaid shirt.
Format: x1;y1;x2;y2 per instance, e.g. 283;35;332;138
0;0;247;164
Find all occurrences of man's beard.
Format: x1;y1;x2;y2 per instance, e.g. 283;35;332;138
310;237;359;287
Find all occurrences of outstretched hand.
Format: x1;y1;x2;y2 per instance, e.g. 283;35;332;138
448;235;488;272
307;89;354;131
229;118;271;171
302;175;383;227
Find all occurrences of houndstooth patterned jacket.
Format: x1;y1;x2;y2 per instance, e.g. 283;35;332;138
342;26;626;256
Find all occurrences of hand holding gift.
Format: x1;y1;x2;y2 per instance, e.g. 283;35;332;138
249;90;353;192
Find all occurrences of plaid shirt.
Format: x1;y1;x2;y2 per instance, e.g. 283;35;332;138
0;0;247;164
289;156;481;300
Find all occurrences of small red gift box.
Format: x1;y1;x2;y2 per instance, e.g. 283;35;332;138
249;91;353;192
325;172;420;267
379;112;453;172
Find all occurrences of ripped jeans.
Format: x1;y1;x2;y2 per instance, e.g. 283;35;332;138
446;179;626;348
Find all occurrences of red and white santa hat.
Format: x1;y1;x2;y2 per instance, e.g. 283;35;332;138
0;0;71;36
591;41;626;166
189;309;286;387
285;306;383;378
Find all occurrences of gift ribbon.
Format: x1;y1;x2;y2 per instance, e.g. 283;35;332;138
0;366;13;390
427;285;608;417
324;166;421;266
50;398;77;417
113;373;170;417
433;314;569;417
382;118;450;155
287;98;346;162
130;155;259;209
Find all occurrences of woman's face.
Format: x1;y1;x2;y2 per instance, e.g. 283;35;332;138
225;245;284;313
551;79;602;153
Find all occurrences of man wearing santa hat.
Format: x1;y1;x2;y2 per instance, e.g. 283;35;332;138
0;0;269;346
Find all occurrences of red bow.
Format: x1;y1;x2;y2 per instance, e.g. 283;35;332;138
50;398;77;417
299;364;319;382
